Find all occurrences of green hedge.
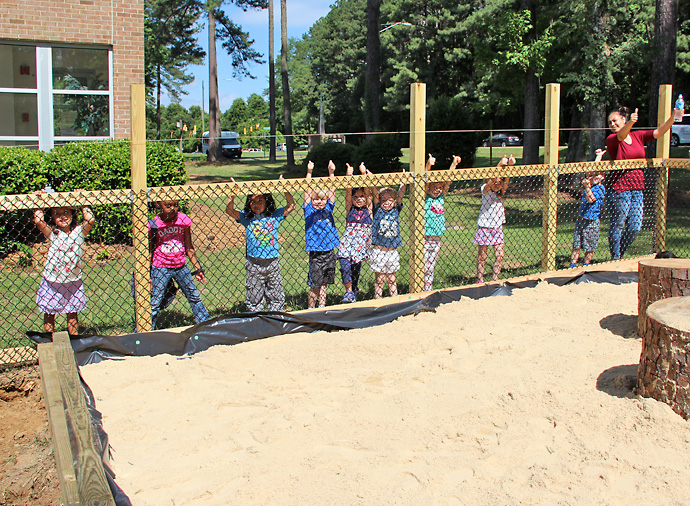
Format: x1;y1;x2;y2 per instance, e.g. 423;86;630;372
0;141;186;252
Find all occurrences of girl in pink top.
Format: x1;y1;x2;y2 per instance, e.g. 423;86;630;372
149;200;209;329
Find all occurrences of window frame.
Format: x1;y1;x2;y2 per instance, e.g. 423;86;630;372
0;42;114;150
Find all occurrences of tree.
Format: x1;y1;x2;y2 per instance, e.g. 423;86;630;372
268;0;277;162
202;0;267;161
145;0;205;139
364;0;381;133
222;98;249;129
281;0;295;165
648;0;678;143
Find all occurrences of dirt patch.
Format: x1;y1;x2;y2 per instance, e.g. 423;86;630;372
0;368;60;506
187;200;245;253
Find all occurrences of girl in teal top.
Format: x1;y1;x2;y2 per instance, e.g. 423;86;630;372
423;153;460;291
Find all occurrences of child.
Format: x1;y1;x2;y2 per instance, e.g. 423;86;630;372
33;188;95;336
474;154;515;283
304;160;340;308
337;162;373;303
370;170;407;299
570;149;607;268
149;200;210;329
423;153;461;291
226;175;296;311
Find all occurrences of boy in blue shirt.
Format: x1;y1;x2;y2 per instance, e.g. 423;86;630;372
570;172;605;268
304;160;340;308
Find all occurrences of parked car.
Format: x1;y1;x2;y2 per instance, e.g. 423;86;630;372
481;133;522;147
671;114;690;146
277;143;287;151
201;131;242;158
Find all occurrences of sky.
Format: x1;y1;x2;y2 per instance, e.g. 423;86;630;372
164;0;332;112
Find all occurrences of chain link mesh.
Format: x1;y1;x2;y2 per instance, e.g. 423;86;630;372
2;158;688;385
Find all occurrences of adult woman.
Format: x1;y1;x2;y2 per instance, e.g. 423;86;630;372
605;106;675;259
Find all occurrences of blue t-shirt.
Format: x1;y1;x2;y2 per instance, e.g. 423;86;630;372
303;200;340;251
579;184;605;220
371;203;403;248
239;208;285;259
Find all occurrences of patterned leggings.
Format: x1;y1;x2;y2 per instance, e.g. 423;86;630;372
423;236;441;291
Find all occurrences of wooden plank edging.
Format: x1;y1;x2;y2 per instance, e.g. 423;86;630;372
39;332;116;506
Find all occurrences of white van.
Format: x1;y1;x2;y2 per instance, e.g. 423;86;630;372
202;131;242;158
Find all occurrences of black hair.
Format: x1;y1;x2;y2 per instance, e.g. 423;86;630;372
45;206;77;232
610;106;630;121
243;193;277;220
655;251;678;259
351;187;367;207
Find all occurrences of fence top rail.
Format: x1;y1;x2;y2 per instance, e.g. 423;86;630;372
0;188;132;211
0;158;674;210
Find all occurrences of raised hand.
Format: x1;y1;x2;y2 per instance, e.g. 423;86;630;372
328;159;336;175
427;153;436;167
630;108;639;124
359;162;367;174
346;163;354;176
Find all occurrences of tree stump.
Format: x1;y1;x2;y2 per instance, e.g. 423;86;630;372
638;259;690;337
636;296;690;420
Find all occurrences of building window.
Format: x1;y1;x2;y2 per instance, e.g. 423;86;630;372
0;42;113;150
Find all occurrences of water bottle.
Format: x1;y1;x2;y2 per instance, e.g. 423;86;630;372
675;94;684;122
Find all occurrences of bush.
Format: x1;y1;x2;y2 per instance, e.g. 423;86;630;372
0;141;186;249
353;134;403;173
301;140;356;176
425;96;480;170
0;147;47;256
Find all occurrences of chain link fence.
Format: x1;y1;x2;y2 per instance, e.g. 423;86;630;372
2;157;688;385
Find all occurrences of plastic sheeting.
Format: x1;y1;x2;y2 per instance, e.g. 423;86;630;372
27;269;639;367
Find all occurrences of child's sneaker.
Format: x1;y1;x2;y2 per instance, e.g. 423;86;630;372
569;262;577;268
342;291;356;303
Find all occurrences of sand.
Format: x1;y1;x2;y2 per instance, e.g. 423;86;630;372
81;280;690;506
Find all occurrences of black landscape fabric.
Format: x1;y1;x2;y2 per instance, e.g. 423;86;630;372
27;270;638;366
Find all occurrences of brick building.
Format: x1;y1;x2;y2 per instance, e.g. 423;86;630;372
0;0;143;150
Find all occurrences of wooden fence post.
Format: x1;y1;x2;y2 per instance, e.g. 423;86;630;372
131;84;152;333
655;84;672;252
408;83;426;294
541;83;560;272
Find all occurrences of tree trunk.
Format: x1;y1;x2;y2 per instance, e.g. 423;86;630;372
156;63;162;140
648;0;678;154
564;106;583;163
207;7;221;163
523;68;540;165
364;0;381;134
588;101;606;159
268;0;276;163
280;0;294;166
521;0;539;165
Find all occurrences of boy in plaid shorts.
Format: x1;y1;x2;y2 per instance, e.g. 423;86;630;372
570;172;605;268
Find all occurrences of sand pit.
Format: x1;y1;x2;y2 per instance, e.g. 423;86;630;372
81;280;690;505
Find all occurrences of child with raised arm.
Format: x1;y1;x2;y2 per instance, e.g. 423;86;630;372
33;189;95;336
369;170;407;299
226;175;296;311
423;153;460;291
569;149;607;268
304;160;340;308
474;154;515;283
337;162;374;303
149;200;210;329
